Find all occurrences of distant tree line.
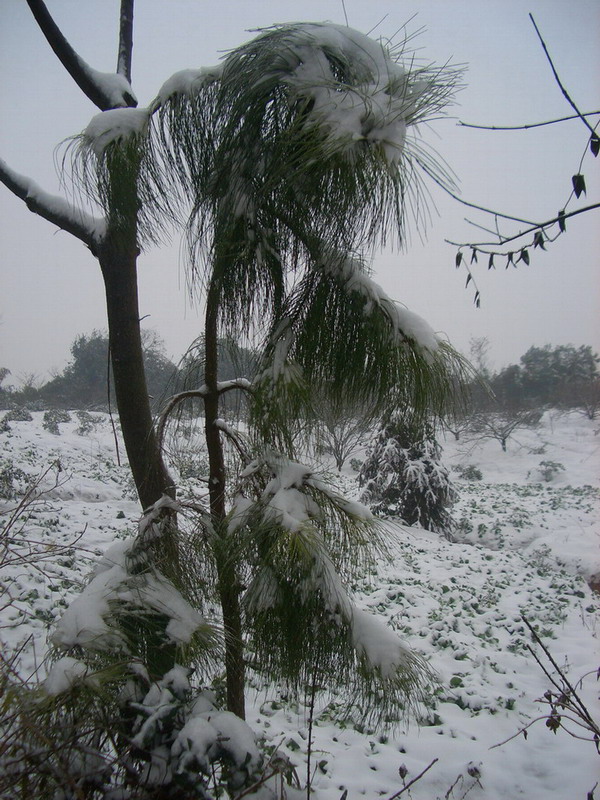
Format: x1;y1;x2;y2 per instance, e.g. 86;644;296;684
0;330;257;413
468;341;599;419
492;344;599;416
2;337;597;430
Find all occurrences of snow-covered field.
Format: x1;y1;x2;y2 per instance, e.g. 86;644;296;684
1;409;598;798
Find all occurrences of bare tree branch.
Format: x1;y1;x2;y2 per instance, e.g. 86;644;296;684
529;14;598;138
25;0;136;110
0;158;104;252
446;17;598;293
441;187;540;227
117;0;135;83
459;110;600;131
446;202;600;251
156;380;254;452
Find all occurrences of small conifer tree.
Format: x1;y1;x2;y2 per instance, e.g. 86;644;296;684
358;418;457;536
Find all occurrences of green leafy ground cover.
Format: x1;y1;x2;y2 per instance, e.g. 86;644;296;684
1;409;598;798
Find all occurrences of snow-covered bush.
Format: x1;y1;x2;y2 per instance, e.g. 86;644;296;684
1;407;35;432
535;460;566;482
42;409;72;435
4;497;271;799
75;409;102;436
454;464;483;481
4;407;33;422
0;458;31;500
0;656;267;800
358;418;457;535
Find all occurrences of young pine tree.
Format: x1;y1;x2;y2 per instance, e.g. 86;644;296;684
359;417;457;537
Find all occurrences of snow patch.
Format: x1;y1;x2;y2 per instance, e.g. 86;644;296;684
351;607;413;678
84;107;150;157
279;24;423;163
44;656;95;695
155;65;222;105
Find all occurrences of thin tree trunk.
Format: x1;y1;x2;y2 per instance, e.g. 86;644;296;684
99;237;174;509
204;277;246;719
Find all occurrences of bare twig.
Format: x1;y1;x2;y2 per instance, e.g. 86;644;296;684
459;110;600;131
446;203;600;251
491;618;600;753
489;717;542;750
522;616;599;734
440;186;540;228
385;758;439;799
445;16;599;301
529;14;597;138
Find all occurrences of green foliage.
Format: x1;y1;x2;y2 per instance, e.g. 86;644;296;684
75;410;102;436
1;406;34;431
71;23;466;429
0;656;267;800
42;409;71;435
212;453;432;724
58;19;469;742
454;464;483;481
4;407;33;422
536;460;566;482
0;458;31;499
0;368;12;411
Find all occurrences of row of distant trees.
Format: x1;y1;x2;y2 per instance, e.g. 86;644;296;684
467;340;599;418
2;334;597;420
439;340;600;452
0;330;256;413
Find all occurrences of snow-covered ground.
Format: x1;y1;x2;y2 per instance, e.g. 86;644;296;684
1;409;598;798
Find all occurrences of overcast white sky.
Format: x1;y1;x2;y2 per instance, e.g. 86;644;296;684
1;0;598;382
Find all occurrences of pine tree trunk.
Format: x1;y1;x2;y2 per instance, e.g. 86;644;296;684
204;278;246;719
99;236;174;510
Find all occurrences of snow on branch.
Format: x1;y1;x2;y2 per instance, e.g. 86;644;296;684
154;66;223;108
26;0;136;110
318;250;440;352
83;107;151;157
251;23;459;165
351;607;416;678
51;533;209;652
0;157;105;249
